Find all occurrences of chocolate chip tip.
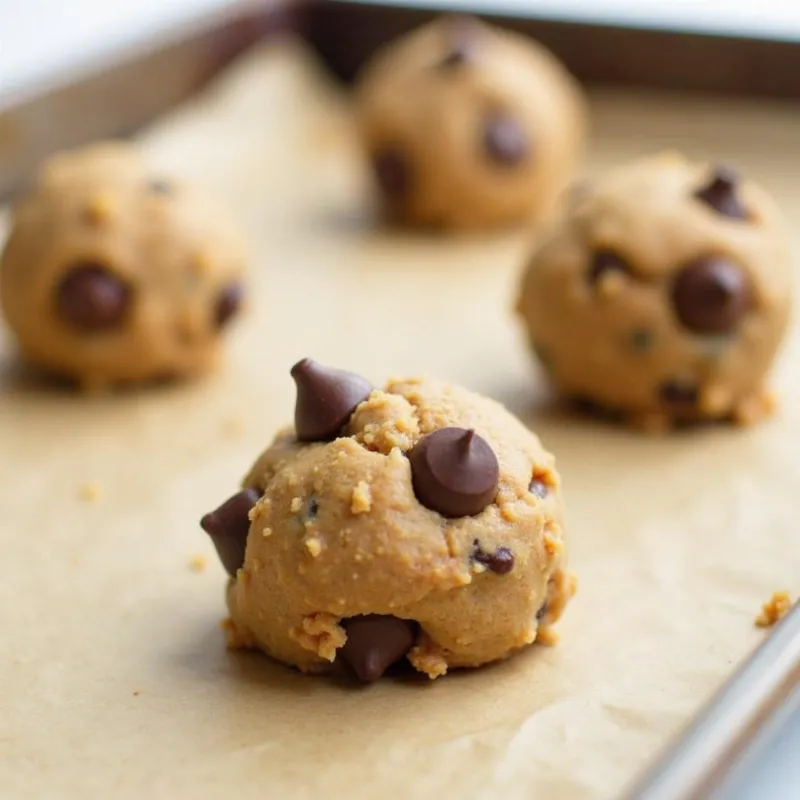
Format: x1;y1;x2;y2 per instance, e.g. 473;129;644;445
291;358;373;443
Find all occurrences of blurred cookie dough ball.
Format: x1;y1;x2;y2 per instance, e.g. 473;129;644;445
355;15;587;230
517;153;793;429
0;142;247;390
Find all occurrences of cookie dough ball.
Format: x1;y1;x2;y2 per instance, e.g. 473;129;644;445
200;359;573;682
517;154;793;428
0;142;246;389
355;15;586;230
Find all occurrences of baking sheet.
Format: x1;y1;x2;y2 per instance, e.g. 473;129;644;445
2;39;800;799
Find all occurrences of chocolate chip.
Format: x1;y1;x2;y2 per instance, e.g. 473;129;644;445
671;256;751;335
472;540;515;575
409;428;499;518
536;602;548;621
307;496;319;520
200;488;260;577
630;329;656;351
694;165;748;220
589;250;631;285
148;179;172;195
291;358;372;442
483;113;528;166
56;263;131;332
371;147;411;199
339;615;416;682
437;45;472;70
529;478;548;499
215;283;243;328
659;380;699;405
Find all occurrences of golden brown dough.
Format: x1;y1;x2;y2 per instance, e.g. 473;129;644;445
355;16;587;230
0;142;247;390
202;362;573;682
517;153;793;429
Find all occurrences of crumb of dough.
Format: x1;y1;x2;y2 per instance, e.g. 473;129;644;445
188;554;207;573
536;626;560;646
78;483;101;502
755;591;792;628
83;193;114;225
408;634;448;679
290;613;345;661
351;481;372;514
305;537;322;557
132;690;142;697
290;497;303;513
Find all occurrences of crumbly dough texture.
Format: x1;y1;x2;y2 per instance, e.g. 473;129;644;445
355;16;586;230
0;142;246;389
517;153;793;428
227;377;573;678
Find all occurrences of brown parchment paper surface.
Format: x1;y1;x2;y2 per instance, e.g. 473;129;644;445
2;40;800;800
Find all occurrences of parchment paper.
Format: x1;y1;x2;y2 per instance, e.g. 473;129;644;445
2;40;800;799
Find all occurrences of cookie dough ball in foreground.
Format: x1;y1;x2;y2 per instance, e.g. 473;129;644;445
517;153;793;429
355;15;586;230
200;359;573;682
0;142;247;389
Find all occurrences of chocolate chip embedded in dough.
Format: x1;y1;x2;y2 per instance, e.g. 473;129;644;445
200;488;261;577
672;256;751;335
409;428;499;518
483;113;528;166
291;358;373;442
694;165;748;220
215;283;243;329
659;380;699;406
371;147;411;199
437;44;473;70
629;328;656;351
472;540;515;575
588;250;631;285
56;263;131;332
339;615;416;682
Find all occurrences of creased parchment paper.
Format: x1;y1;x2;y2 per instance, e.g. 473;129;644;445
2;40;800;800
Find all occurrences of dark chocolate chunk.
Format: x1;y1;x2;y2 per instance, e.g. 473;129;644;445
671;256;750;335
148;179;172;195
371;147;411;199
409;427;499;518
307;496;319;520
588;250;631;285
200;488;261;577
483;113;528;166
529;478;548;499
630;328;656;351
694;165;748;220
291;358;372;442
472;540;515;575
339;615;416;682
659;380;699;406
56;263;131;332
215;282;243;329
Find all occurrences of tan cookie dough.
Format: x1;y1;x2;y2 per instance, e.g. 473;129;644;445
355;15;586;230
517;153;793;429
201;360;573;682
0;142;246;389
